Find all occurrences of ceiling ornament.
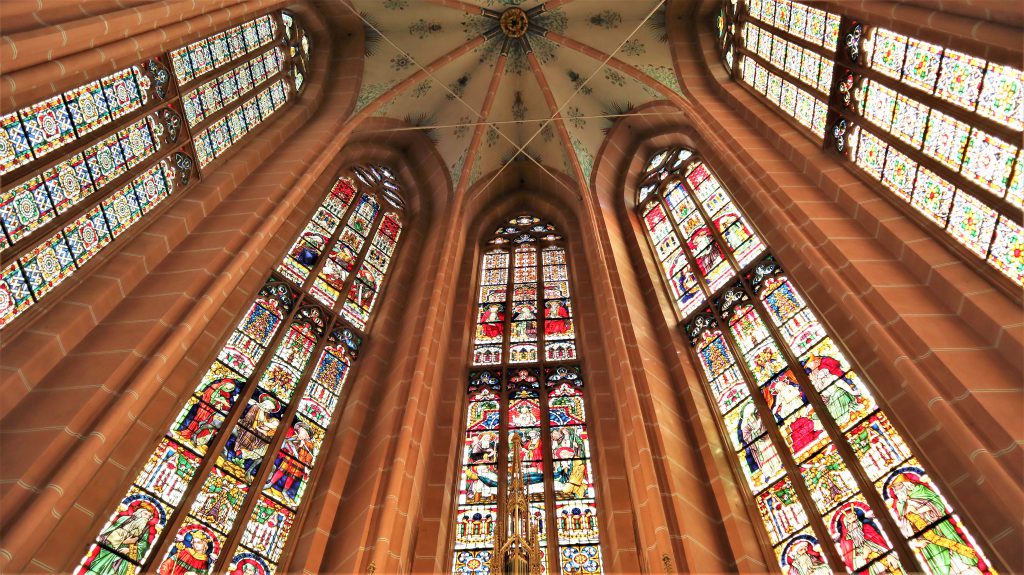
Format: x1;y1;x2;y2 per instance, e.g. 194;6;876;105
351;0;685;197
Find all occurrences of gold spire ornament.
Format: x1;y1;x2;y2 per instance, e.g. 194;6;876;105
491;434;543;575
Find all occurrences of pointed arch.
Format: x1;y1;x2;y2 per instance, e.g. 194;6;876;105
451;212;605;574
75;165;405;575
635;144;998;574
0;11;311;331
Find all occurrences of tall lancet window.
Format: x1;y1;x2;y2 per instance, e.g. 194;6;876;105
452;216;603;575
0;12;309;330
76;165;403;575
638;147;997;575
718;0;1023;286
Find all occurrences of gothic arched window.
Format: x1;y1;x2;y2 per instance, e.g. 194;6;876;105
76;166;403;575
719;0;1023;287
452;216;604;575
0;11;309;330
638;147;997;575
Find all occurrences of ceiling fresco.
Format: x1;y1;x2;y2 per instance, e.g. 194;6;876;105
349;0;684;193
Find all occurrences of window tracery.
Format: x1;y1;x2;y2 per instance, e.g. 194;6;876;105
720;0;1023;286
638;146;997;575
76;166;402;575
0;12;309;330
453;216;603;575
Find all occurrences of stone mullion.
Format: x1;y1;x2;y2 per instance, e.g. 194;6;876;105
496;371;510;558
0;129;188;267
142;283;307;571
699;304;848;573
737;273;922;572
676;159;766;285
187;66;288;138
736;46;830;103
731;47;834;148
685;156;918;568
212;303;339;572
846;95;1021;219
850;62;1017;144
536;244;559;570
275;328;369;573
639;174;779;564
496;244;521;549
290;186;361;297
176;24;286;93
328;193;390;324
0;102;184;264
736;13;837;60
276;11;304;95
822;16;854;149
650;190;719;322
1;72;178;189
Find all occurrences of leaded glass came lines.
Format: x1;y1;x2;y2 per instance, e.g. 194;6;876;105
0;11;310;331
727;0;1023;286
638;146;998;575
455;215;603;575
76;167;402;575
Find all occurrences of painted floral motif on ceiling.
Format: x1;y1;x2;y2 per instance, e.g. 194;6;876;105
351;0;685;192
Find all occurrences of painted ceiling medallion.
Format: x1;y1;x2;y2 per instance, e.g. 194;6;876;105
354;0;680;194
499;7;529;39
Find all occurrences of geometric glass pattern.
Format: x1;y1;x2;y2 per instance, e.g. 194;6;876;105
639;146;998;575
455;215;603;575
728;0;1023;287
1;11;309;332
855;27;1022;284
76;166;400;575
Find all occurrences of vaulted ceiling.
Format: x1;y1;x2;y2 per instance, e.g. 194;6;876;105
348;0;685;194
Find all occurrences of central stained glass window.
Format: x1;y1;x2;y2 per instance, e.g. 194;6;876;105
452;215;604;575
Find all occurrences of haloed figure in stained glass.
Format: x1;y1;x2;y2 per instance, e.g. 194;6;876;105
453;216;604;574
638;143;998;574
78;165;402;575
886;472;991;575
157;527;215;575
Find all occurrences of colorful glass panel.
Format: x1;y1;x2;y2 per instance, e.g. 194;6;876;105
935;49;985;112
457;218;599;573
640;141;998;573
978;62;1024;131
0;176;55;244
0;112;33;174
20;96;76;158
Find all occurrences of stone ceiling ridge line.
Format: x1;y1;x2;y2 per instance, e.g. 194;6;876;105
457;49;509;194
423;0;489;17
527;50;586;199
348;1;542;165
346;3;497;129
358;110;691;134
545;30;687;107
351;0;683;199
349;35;487;128
504;0;667;170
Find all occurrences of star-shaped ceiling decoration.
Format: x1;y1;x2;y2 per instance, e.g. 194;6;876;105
350;0;684;195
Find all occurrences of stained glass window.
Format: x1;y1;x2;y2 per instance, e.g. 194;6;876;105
454;215;603;574
76;166;401;575
638;146;998;574
724;1;1023;286
0;12;311;331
